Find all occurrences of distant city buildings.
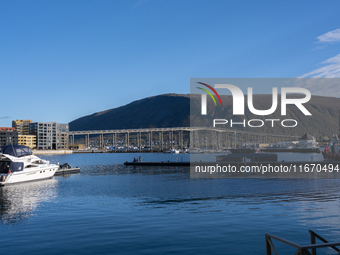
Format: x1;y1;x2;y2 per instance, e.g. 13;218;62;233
0;127;18;146
1;119;70;150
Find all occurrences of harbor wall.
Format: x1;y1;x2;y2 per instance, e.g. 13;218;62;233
32;150;73;155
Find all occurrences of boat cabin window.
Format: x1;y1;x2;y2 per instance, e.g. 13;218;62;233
25;164;38;168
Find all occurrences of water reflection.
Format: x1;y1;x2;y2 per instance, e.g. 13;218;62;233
0;179;58;224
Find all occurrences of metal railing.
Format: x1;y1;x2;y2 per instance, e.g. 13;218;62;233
266;230;340;255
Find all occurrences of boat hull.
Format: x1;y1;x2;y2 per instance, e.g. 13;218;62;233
0;164;59;186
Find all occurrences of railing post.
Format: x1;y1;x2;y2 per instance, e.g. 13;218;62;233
265;235;272;255
310;231;317;255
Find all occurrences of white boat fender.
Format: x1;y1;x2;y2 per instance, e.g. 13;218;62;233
0;175;6;182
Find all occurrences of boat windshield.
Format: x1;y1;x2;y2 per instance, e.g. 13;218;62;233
0;145;33;157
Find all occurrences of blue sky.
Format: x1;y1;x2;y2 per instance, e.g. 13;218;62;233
1;0;340;127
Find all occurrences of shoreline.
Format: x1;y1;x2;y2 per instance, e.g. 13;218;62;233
31;150;179;154
32;150;73;155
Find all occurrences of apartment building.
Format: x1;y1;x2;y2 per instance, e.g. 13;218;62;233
57;123;69;149
29;122;69;150
29;122;57;150
12;119;32;135
18;135;37;149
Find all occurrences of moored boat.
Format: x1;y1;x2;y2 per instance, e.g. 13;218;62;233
0;145;59;186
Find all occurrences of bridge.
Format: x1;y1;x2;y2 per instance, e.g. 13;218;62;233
69;127;299;151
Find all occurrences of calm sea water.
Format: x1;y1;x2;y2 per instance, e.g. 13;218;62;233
1;152;340;255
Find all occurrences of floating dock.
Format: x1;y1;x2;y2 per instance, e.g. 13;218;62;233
55;167;80;175
124;161;190;166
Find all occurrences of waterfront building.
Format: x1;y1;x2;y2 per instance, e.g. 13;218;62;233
29;122;69;150
12;119;32;135
0;127;18;146
18;135;37;149
29;122;57;150
57;123;69;149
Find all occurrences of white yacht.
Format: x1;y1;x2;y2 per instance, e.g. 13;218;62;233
0;145;59;186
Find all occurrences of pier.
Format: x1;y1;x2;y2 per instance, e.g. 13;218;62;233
55;167;80;175
124;161;190;166
69;127;299;152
